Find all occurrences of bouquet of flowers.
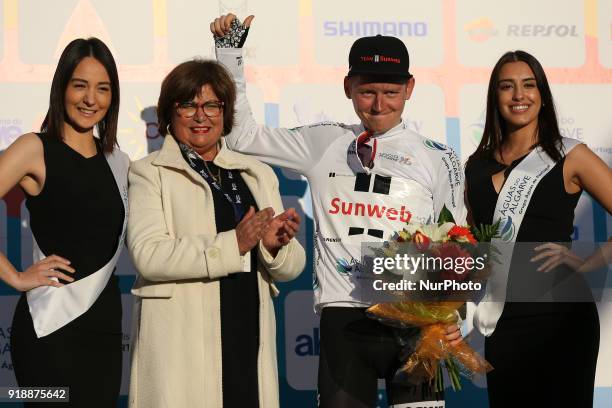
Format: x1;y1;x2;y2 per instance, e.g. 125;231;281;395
366;206;499;391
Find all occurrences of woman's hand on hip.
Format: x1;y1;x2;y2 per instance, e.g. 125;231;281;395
236;206;274;256
13;255;75;291
531;243;584;273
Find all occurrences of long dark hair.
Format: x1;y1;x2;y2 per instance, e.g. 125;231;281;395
41;38;120;153
470;50;563;163
157;59;236;138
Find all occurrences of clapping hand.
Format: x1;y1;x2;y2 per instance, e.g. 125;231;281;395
262;208;301;257
236;206;275;256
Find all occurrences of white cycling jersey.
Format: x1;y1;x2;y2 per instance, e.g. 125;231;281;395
218;48;467;311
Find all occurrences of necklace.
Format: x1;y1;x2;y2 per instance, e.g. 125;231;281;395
203;160;222;185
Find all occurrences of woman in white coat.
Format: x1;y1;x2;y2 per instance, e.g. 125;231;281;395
127;59;306;408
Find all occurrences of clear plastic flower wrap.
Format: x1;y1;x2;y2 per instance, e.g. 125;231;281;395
367;301;492;391
365;206;499;391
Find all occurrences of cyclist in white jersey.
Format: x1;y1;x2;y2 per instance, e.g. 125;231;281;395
211;14;466;408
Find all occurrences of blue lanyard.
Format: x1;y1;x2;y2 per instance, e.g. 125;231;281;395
180;144;245;222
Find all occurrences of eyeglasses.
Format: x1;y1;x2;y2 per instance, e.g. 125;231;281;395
175;101;224;118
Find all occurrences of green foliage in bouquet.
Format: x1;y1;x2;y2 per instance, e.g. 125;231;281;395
470;219;501;243
436;204;501;243
436;205;455;225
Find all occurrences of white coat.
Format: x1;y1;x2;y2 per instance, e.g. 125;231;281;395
127;135;305;407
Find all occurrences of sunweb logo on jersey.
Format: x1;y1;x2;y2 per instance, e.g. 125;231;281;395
328;198;412;223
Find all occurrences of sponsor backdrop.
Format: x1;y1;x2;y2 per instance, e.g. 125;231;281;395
0;0;610;406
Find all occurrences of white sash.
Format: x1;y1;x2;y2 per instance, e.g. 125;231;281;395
26;149;129;338
474;138;580;337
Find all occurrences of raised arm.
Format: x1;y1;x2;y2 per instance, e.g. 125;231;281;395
211;14;338;176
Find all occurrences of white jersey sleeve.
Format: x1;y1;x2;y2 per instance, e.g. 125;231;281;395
216;47;344;176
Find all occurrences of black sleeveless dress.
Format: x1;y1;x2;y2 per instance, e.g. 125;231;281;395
11;134;124;407
466;152;599;407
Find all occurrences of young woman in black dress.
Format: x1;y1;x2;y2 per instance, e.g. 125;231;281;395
465;50;612;407
0;38;126;407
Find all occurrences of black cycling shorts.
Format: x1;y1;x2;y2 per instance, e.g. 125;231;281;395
317;307;445;408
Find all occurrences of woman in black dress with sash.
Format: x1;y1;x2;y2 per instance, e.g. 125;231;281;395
0;38;126;407
465;50;612;407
